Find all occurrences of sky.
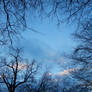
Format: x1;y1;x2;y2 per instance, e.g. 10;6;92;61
15;16;77;74
0;12;78;78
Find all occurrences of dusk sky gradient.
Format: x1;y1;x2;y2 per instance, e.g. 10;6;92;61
16;17;77;74
0;16;77;74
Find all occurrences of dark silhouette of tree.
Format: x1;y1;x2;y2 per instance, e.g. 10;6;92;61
36;71;60;92
22;71;59;92
36;71;53;92
67;84;90;92
0;48;39;92
0;0;91;45
0;0;92;91
70;30;92;91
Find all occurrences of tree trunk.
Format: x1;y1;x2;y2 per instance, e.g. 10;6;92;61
8;88;15;92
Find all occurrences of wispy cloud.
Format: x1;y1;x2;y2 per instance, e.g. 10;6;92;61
52;68;78;76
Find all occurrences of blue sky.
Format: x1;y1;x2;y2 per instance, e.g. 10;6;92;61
16;17;77;73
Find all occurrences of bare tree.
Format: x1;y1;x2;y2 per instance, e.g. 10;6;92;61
0;48;39;92
0;0;44;45
0;0;92;45
62;0;92;91
35;71;59;92
69;30;92;91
